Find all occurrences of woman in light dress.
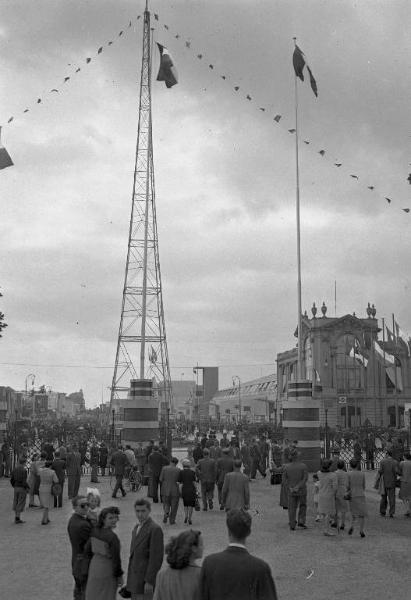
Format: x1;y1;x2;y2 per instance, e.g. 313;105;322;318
38;459;59;525
85;506;123;600
153;530;203;600
317;459;337;536
347;458;367;538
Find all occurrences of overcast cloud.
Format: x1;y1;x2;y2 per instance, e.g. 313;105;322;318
0;0;410;406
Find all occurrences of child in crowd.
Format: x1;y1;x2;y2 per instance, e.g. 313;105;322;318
313;473;320;522
86;487;101;525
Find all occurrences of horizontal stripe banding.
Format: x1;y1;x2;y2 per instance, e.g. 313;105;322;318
121;420;159;429
282;420;320;428
123;408;158;421
122;428;160;443
288;381;313;390
282;400;321;409
283;408;319;421
122;399;158;408
287;390;313;398
128;389;153;397
283;427;320;441
130;379;153;388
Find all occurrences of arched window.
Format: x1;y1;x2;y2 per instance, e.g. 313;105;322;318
335;334;365;393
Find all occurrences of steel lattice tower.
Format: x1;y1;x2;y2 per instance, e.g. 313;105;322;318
109;6;172;425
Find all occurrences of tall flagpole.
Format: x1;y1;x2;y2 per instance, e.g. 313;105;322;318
293;38;303;380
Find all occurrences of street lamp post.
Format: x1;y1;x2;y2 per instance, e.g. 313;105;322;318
25;374;36;419
232;376;242;423
111;409;115;443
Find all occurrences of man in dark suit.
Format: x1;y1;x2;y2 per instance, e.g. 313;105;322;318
216;447;234;509
126;498;164;599
110;445;128;498
282;448;308;530
67;495;92;600
196;448;216;510
148;446;169;503
51;450;66;508
199;508;278;600
378;449;399;517
159;456;180;524
66;444;82;500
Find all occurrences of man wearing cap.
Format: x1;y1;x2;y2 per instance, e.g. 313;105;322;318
196;448;216;510
282;448;308;530
199;508;278;600
216;447;234;510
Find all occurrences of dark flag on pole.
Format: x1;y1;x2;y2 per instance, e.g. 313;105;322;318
0;128;13;170
293;44;318;97
156;43;178;88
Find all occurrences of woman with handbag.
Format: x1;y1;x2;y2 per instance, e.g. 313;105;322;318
38;460;59;525
178;459;197;525
347;458;367;537
84;506;123;600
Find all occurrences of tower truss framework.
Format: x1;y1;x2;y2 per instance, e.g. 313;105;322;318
110;7;172;424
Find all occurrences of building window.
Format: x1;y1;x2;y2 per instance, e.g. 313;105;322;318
335;334;365;393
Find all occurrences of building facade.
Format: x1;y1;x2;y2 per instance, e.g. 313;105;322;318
277;303;411;428
211;373;277;424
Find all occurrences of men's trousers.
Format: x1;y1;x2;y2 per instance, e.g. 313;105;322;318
287;491;307;528
163;494;179;523
250;459;266;479
380;486;396;516
200;481;215;508
68;474;81;499
112;475;126;497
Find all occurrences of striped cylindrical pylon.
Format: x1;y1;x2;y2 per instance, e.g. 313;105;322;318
121;379;159;447
282;380;321;471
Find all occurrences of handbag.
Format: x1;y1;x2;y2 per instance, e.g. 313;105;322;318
194;490;201;511
118;587;131;598
51;481;62;496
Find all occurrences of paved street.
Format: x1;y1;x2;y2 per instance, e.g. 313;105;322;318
1;469;410;600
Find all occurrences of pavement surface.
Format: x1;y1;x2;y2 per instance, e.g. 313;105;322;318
0;467;410;600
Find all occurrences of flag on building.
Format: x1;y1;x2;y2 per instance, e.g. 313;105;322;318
373;340;395;365
156;43;178;88
293;44;318;97
394;319;411;356
0;128;13;170
149;345;158;364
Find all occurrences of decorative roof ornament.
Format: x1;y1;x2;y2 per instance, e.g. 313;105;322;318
371;304;376;318
366;302;372;318
321;302;327;317
311;302;317;317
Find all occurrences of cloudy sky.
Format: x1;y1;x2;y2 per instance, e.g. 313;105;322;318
0;0;410;407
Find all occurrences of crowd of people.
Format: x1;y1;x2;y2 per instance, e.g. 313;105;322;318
4;430;411;599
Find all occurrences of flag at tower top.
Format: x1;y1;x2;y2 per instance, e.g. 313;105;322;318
293;44;318;97
156;43;178;88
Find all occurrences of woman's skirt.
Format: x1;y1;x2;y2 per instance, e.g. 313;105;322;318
349;495;367;517
39;488;53;509
85;554;117;600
